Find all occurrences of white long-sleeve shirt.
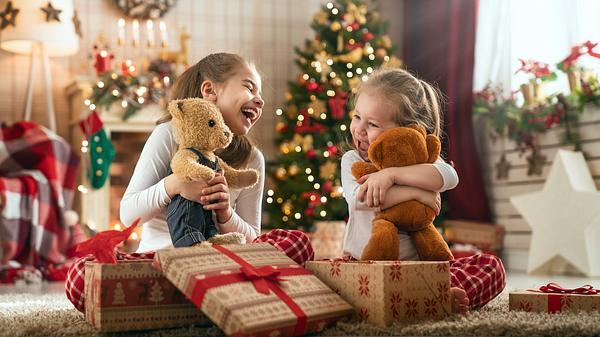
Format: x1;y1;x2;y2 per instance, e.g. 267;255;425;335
340;150;459;260
120;121;265;252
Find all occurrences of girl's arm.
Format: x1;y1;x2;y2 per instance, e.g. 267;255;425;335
390;159;459;192
216;149;265;242
342;151;441;212
120;123;177;225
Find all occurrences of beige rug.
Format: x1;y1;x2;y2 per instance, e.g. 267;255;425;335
1;291;599;337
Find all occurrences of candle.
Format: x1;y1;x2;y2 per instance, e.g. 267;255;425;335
159;21;168;48
146;20;155;48
132;19;140;47
117;18;125;46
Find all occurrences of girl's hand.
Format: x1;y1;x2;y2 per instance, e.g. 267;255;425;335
357;169;395;208
165;173;209;203
415;190;441;215
200;171;233;223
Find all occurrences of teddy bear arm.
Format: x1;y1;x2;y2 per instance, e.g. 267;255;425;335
171;150;215;182
218;157;259;189
351;162;378;180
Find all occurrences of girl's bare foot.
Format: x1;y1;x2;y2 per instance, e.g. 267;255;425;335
451;287;469;314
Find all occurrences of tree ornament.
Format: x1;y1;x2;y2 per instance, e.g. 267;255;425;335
302;135;314;151
279;143;290;154
282;201;293;215
375;48;387;58
334;48;363;64
285;92;293;101
328;91;348;120
319;161;337;179
306;207;314;217
495;153;511;180
79;111;115;189
337;31;344;52
307;149;317;159
526;148;546;176
362;31;374;42
275;167;287;180
0;1;19;30
330;21;341;32
306;81;318;92
41;2;62;22
380;35;392;48
309;99;327;116
276;122;288;133
286;105;298;119
322;180;333;193
330;185;343;198
343;2;367;25
288;164;300;176
313;10;328;25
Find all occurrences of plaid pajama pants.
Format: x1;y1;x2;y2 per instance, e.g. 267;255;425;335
65;229;313;312
66;229;503;312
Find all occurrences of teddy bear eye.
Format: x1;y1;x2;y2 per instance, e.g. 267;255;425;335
208;120;216;127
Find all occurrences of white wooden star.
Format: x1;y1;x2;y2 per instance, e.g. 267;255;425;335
510;150;600;276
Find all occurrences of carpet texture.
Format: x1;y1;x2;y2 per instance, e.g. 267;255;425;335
1;291;599;337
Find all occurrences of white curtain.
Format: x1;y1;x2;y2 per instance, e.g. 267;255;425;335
474;0;600;96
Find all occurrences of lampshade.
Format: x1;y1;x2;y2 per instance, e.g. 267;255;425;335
0;0;78;57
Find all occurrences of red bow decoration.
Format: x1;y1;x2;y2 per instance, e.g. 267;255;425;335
239;265;285;295
531;282;599;295
328;91;348;120
74;218;141;263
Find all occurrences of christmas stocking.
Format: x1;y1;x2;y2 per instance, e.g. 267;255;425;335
79;111;115;189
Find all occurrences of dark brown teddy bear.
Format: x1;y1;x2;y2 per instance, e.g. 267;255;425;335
351;124;454;261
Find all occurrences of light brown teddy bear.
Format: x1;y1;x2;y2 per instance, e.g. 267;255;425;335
351;124;454;261
167;98;258;247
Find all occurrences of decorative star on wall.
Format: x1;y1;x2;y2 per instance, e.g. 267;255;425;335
510;150;600;276
526;149;546;176
41;1;62;22
0;1;19;30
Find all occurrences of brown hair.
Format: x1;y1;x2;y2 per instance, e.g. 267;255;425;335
158;53;254;168
356;68;444;137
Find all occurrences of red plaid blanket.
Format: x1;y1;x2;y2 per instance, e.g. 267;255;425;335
0;121;80;267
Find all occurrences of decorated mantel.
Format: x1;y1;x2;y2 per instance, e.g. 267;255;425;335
67;18;189;233
475;41;600;274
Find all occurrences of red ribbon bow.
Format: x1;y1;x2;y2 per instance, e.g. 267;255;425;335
533;282;600;295
239;265;284;295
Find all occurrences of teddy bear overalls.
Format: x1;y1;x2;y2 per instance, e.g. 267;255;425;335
166;147;220;247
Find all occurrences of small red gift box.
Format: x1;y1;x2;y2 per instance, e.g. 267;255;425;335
509;283;600;313
84;259;209;332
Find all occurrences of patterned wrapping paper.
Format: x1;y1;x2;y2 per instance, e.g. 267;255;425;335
509;291;600;313
305;260;452;327
84;260;209;332
153;243;354;337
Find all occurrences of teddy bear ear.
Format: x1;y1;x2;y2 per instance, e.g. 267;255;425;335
169;100;185;119
426;134;441;163
406;123;426;137
367;140;384;170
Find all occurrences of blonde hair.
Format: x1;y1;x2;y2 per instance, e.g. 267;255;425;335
356;68;444;137
158;53;254;168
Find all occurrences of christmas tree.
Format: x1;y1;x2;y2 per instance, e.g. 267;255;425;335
149;280;164;304
265;0;401;230
112;282;126;305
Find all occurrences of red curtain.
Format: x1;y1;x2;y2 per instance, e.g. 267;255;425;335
402;0;491;222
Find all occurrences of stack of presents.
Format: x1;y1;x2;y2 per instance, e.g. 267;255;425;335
83;222;599;335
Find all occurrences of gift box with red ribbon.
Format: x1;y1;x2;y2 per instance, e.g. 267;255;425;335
305;259;452;327
84;259;210;331
509;283;600;313
153;243;354;337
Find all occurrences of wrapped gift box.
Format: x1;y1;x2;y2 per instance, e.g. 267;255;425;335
305;260;452;326
509;291;600;313
444;220;504;252
154;243;354;337
84;259;209;332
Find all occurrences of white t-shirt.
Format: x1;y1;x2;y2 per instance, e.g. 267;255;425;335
340;150;459;260
120;121;265;252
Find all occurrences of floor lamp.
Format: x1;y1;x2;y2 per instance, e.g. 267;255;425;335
0;0;79;132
